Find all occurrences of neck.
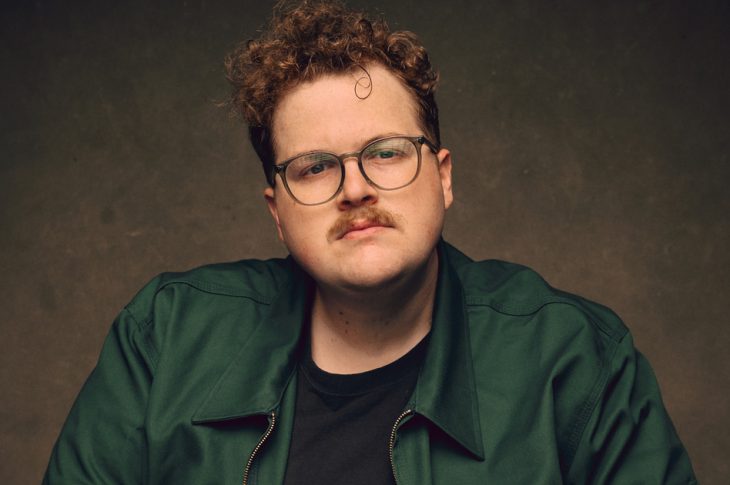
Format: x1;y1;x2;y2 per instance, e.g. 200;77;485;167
309;250;439;374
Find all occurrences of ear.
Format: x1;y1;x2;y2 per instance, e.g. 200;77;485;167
436;148;453;210
264;186;285;242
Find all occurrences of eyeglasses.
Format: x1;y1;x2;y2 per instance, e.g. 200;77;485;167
271;135;439;206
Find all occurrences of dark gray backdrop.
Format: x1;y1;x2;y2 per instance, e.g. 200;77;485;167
1;1;728;483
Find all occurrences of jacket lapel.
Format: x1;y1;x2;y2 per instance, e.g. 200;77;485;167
410;241;485;460
192;258;310;424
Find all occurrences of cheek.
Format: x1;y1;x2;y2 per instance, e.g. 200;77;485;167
277;212;334;278
413;170;449;211
410;176;448;233
391;200;442;243
277;206;327;249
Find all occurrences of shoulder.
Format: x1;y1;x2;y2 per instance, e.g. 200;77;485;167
444;241;628;345
444;240;631;431
123;256;296;328
442;243;695;480
106;256;301;373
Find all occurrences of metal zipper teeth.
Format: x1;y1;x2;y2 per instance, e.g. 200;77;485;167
242;411;276;485
389;409;414;485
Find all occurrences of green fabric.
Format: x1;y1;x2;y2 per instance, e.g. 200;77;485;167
44;241;696;484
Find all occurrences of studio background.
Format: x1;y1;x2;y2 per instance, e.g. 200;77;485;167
1;0;728;483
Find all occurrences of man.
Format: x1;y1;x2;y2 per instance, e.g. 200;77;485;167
45;1;696;483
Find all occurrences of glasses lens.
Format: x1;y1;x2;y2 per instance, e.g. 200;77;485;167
361;137;419;190
284;153;342;204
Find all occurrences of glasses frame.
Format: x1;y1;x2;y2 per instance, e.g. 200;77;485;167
271;135;439;206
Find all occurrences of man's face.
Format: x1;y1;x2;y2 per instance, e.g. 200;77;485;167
264;64;453;293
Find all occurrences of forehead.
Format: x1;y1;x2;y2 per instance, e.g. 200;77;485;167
272;64;422;159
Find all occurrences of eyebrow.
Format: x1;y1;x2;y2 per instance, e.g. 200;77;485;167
359;132;402;147
282;132;406;162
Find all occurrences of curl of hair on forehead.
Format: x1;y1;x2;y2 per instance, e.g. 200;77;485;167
353;65;372;100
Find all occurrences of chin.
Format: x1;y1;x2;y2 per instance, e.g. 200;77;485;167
335;269;406;293
290;233;439;293
333;250;429;293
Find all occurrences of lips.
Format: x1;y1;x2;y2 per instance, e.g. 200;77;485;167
340;220;389;239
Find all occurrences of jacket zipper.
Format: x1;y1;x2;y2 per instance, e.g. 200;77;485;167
242;411;276;485
389;409;414;485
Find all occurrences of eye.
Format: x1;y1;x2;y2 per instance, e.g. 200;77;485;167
303;162;332;176
374;149;400;159
363;138;413;163
288;154;339;181
365;148;405;161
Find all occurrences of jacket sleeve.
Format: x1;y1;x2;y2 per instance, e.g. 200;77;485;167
567;331;697;484
43;306;156;484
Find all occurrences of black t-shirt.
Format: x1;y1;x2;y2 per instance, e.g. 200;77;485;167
282;334;429;485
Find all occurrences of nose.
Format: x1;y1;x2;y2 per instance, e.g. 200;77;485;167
336;157;378;209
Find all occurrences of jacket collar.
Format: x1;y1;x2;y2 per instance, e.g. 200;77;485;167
192;258;309;423
192;241;484;460
411;241;485;460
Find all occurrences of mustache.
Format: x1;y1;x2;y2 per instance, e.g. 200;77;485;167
327;207;398;240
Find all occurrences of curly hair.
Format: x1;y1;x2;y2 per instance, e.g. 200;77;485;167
225;0;440;185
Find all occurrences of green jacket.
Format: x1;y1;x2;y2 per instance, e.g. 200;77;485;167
44;242;696;484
